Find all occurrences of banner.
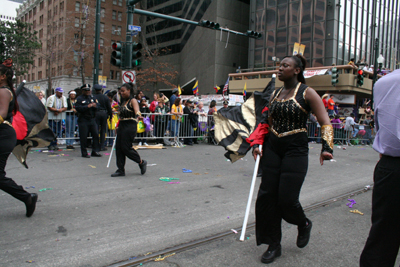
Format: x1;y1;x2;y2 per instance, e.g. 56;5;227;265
303;69;328;78
293;42;300;55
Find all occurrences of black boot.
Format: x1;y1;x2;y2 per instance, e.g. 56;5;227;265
139;159;147;175
261;244;281;264
111;170;125;177
297;218;312;248
25;193;38;217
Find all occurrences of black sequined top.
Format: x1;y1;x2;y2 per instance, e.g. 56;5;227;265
119;98;136;119
269;83;311;137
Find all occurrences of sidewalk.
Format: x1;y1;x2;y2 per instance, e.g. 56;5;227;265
141;189;400;267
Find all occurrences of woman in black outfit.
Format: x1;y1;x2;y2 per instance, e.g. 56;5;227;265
252;55;333;264
111;83;147;177
0;59;38;217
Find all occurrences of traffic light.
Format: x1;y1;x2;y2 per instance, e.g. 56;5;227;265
357;69;364;86
134;59;142;67
111;42;125;68
127;0;140;6
199;20;220;30
331;67;339;86
246;30;262;39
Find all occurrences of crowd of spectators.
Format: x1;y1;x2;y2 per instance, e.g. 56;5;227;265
36;87;218;148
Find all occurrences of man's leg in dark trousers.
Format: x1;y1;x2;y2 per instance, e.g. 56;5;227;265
78;121;89;156
360;156;400;267
89;120;100;153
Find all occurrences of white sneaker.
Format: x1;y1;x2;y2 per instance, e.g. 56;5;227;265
138;142;142;146
144;142;149;146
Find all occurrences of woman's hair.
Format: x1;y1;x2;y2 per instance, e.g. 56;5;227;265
107;92;113;98
157;98;164;104
120;82;135;99
0;59;18;113
153;91;159;99
209;100;216;108
283;54;307;84
174;97;181;106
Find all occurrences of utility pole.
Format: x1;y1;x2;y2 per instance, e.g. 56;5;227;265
92;0;101;85
125;1;135;70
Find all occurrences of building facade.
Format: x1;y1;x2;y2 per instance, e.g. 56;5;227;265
16;0;139;94
140;0;250;93
249;0;400;70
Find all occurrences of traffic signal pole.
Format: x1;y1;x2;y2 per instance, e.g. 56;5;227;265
132;8;261;38
93;0;101;85
125;3;134;70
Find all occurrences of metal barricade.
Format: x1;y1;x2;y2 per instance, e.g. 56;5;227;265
306;121;374;145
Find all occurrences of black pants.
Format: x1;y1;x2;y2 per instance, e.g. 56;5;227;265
116;120;141;173
95;111;108;149
78;118;99;156
0;124;31;203
360;155;400;267
256;132;309;246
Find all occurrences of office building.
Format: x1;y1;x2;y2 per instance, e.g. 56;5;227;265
16;0;138;94
249;0;400;70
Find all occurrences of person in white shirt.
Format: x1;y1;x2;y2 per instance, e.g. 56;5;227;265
46;87;67;150
368;65;374;72
344;113;355;145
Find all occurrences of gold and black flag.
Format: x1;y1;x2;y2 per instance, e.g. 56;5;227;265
214;78;275;163
12;83;55;168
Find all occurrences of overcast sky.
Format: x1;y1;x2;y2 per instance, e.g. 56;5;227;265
1;0;24;18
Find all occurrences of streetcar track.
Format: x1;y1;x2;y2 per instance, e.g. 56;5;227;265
107;185;373;267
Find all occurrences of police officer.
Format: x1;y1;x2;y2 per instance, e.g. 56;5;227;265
93;84;112;151
219;100;230;111
75;84;102;158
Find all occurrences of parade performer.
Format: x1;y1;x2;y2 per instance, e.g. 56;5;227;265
252;54;333;264
111;83;147;177
0;59;38;217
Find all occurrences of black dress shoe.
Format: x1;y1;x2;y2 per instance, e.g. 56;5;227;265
66;145;75;149
297;218;312;248
25;193;38;217
111;171;125;177
261;244;281;264
82;154;90;158
139;159;147;175
100;147;107;151
91;152;102;157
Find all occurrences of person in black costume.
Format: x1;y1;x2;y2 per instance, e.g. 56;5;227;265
75;84;102;158
93;84;112;151
183;100;198;145
111;83;147;177
0;58;38;217
252;55;333;264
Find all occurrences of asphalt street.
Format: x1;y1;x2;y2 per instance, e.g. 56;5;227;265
0;143;382;267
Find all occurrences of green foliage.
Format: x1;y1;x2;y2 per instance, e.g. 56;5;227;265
0;20;41;77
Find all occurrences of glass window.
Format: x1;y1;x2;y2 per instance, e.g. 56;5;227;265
313;40;325;58
256;0;265;10
277;5;287;28
100;38;104;47
118;0;122;6
312;58;324;67
301;0;312;24
112;25;116;34
276;45;287;61
75;18;79;27
254;49;263;66
100;23;104;32
75;2;80;12
255;37;264;50
277;28;287;46
266;30;275;47
289;2;300;26
101;8;105;18
288;26;299;43
255;10;266;33
314;0;326;21
314;22;325;40
112;11;116;20
118;12;122;21
116;71;120;80
265;46;276;66
266;8;276;30
301;24;312;43
113;0;117;5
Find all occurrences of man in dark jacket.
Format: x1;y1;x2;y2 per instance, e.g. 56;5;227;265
93;84;112;151
75;84;102;158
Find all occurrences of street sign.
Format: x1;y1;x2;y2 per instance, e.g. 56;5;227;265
131;31;139;36
128;25;141;32
122;70;136;84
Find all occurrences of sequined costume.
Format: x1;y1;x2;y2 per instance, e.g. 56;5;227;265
256;83;312;246
114;98;142;174
0;86;32;204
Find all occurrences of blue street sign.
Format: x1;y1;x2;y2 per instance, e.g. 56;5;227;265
128;25;141;32
130;31;138;36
